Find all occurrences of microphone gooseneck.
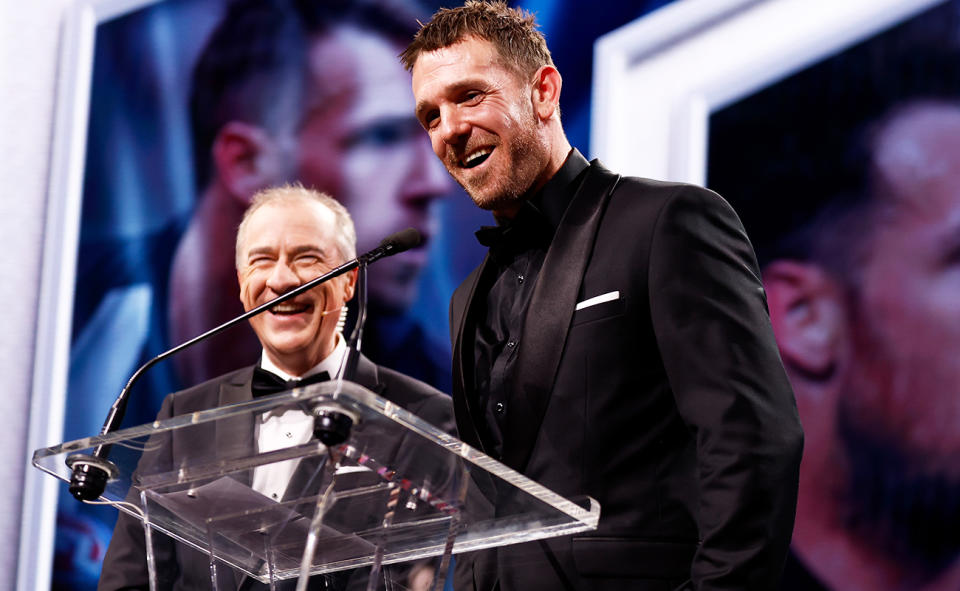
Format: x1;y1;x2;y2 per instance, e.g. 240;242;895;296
314;255;369;445
358;227;423;265
67;228;424;502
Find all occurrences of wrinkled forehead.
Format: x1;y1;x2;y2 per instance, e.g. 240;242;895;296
415;36;511;75
242;199;334;245
412;37;520;110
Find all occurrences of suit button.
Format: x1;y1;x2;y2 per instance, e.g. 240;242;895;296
495;402;505;414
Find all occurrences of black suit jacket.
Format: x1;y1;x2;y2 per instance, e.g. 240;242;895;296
98;354;454;591
451;160;803;591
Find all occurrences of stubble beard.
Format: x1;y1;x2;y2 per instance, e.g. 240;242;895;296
835;317;960;581
447;116;548;213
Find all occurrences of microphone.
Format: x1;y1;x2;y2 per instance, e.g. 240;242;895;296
358;227;423;265
67;228;424;501
316;229;423;443
332;228;420;381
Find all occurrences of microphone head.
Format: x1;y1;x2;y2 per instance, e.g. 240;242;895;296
380;227;423;254
359;228;424;265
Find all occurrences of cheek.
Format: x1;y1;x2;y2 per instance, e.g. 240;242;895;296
429;134;446;159
845;282;960;441
881;280;960;368
861;264;942;346
240;267;276;303
342;150;401;204
238;273;258;304
331;276;351;303
296;137;345;193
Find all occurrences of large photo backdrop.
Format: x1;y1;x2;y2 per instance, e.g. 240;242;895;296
708;2;960;588
46;0;960;589
50;0;670;588
593;0;960;587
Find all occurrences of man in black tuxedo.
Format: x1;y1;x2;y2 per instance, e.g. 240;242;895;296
98;185;453;590
401;2;803;589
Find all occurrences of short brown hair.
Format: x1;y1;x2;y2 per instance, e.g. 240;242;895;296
400;0;554;78
235;184;357;268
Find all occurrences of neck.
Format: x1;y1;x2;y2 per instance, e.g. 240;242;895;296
493;134;572;220
533;129;573;195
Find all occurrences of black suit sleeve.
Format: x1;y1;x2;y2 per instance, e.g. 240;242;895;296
98;395;178;591
647;186;803;590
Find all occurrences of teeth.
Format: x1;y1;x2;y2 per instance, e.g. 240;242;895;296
272;303;306;314
464;148;492;166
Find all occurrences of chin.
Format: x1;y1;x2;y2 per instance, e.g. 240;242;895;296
465;186;500;210
264;337;313;357
469;184;526;212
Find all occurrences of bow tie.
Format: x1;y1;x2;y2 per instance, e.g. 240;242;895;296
251;367;331;398
475;225;527;263
475;208;553;257
475;224;508;248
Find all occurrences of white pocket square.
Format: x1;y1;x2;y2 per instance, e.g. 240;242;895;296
575;291;620;311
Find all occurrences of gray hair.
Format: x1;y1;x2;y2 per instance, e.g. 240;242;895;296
235;183;357;268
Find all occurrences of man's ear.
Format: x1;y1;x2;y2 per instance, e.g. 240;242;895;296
237;267;248;304
530;65;562;121
764;260;846;381
212;121;285;205
342;267;358;302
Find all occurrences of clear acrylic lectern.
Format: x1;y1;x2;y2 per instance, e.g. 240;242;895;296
34;381;599;590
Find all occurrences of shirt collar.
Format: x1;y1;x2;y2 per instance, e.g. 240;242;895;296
474;148;590;252
530;147;589;231
259;332;348;382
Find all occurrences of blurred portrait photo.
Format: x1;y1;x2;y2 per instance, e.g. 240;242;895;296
709;2;960;588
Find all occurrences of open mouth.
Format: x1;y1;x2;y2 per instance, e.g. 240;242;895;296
270;301;311;316
462;147;493;169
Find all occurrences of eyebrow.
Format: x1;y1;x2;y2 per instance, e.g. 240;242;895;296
414;99;436;123
415;78;488;121
350;115;422;136
245;244;327;259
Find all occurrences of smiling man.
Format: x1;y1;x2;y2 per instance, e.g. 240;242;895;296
168;0;454;393
98;185;453;591
401;2;803;590
236;188;357;378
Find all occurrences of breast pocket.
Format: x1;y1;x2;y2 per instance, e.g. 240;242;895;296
571;295;626;326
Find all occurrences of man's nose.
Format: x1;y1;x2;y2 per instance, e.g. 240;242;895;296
438;106;470;146
265;261;301;294
407;137;453;201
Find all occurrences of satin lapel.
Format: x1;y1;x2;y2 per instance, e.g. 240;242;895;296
503;162;622;471
215;367;257;486
352;354;386;396
450;259;491;454
208;367;258;590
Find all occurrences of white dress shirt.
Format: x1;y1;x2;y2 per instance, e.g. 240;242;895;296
251;335;347;501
